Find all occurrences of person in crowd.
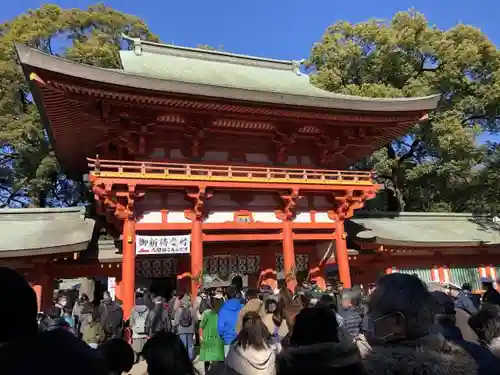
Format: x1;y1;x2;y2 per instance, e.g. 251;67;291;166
462;283;481;310
262;297;288;345
39;306;74;334
218;285;244;357
293;294;309;309
0;267;38;345
79;297;97;337
338;289;363;339
236;289;265;333
450;284;477;315
130;289;150;361
209;312;276;375
363;273;477;375
98;291;124;339
72;293;89;329
231;275;245;301
429;291;464;340
62;308;75;330
82;311;105;348
214;287;225;300
173;293;197;360
0;267;108;375
200;297;225;373
142;331;196;375
145;294;171;337
469;304;500;356
481;277;500;306
317;294;344;328
97;338;135;375
54;293;68;315
278;306;365;375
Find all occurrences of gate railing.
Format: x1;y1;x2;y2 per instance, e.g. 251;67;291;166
87;157;374;186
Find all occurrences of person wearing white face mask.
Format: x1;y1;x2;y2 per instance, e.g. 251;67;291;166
363;273;477;375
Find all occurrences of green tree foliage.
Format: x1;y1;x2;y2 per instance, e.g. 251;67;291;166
310;10;500;212
0;3;158;207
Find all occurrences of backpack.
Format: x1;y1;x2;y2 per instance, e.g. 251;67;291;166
102;303;123;335
179;307;192;327
133;308;149;335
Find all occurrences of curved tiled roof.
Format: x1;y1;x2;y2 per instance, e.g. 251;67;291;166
16;42;440;112
348;212;500;246
0;207;95;258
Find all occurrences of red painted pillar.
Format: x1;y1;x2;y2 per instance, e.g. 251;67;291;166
335;219;351;288
31;269;53;312
282;220;297;292
122;218;136;320
190;219;203;300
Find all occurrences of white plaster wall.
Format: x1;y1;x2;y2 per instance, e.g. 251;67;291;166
293;212;312;223
204;211;234;223
167;211;190;223
316;212;334;223
253;212;281;223
138;211;163;224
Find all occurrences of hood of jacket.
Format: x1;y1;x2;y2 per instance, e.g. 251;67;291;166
180;294;192;308
278;339;360;375
133;304;149;314
243;299;264;314
363;334;477;375
226;345;276;375
224;298;244;312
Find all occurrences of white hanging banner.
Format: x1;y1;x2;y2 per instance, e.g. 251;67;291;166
107;277;116;301
136;235;191;255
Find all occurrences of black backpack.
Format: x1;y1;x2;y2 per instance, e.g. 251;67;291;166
102;303;123;334
179;307;192;327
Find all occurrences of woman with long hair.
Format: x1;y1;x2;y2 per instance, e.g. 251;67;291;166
200;297;225;373
262;298;288;346
142;331;195;375
209;312;276;375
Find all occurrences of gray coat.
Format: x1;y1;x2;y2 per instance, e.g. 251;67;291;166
173;297;197;334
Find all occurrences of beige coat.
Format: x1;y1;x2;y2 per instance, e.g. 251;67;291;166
261;313;289;338
235;299;265;333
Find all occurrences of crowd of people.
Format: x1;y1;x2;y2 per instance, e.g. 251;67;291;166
3;266;500;375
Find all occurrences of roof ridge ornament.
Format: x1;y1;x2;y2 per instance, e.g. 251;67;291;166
291;59;305;76
121;33;143;56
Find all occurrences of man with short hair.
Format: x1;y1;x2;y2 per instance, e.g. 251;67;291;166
338;290;363;339
482;277;500;306
98;291;124;340
363;273;477;375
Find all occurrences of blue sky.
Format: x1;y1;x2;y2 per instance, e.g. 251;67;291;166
2;0;500;143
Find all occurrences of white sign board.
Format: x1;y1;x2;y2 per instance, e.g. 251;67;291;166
136;235;191;255
107;277;116;301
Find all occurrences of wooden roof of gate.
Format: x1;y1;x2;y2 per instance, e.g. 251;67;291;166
15;40;440;174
